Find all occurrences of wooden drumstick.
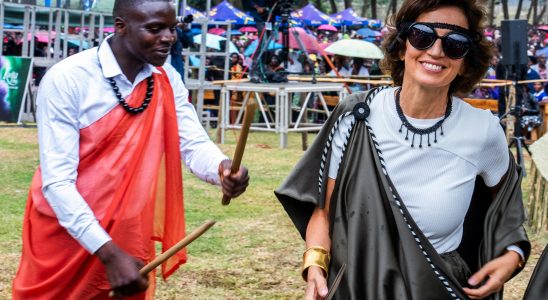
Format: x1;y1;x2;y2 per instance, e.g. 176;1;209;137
221;100;257;206
109;220;216;297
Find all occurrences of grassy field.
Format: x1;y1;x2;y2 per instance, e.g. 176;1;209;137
0;125;546;299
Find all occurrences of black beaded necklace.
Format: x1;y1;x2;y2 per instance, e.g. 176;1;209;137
97;41;154;115
108;76;154;114
395;88;452;148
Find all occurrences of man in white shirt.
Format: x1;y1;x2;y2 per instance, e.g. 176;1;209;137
286;51;303;74
12;1;249;299
327;55;350;77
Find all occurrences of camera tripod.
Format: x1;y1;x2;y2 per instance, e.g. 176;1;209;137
499;70;532;176
249;0;318;84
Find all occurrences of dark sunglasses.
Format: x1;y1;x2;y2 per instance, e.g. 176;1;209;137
405;22;472;59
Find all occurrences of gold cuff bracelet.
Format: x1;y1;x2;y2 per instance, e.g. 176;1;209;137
301;246;331;282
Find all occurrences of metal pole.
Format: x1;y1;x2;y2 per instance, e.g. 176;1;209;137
224;22;231;81
29;6;37;59
197;21;207;122
545;0;548;25
0;3;4;53
98;14;104;45
48;8;54;59
79;13;86;52
54;9;62;62
62;10;69;58
195;0;212;122
89;13;96;47
22;6;30;57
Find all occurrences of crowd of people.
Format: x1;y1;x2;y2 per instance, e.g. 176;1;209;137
167;18;547;136
2;5;547;149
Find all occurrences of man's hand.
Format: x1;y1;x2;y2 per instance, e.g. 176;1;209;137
95;241;148;297
218;159;249;198
463;251;521;299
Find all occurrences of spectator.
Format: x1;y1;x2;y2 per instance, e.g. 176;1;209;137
286;51;303;74
531;53;547;79
327;55;350;77
169;20;193;82
533;81;548;102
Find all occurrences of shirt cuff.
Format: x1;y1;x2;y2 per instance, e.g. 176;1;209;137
80;222;112;254
206;155;229;185
506;245;525;262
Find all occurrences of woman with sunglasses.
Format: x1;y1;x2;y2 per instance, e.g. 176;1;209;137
275;1;531;299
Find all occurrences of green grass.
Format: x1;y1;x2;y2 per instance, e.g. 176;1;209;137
0;126;546;299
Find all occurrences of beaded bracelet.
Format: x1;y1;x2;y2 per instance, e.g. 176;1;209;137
301;246;331;282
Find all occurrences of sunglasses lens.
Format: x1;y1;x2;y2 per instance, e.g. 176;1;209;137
443;33;470;59
408;24;436;50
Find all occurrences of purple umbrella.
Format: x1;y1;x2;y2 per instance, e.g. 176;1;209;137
291;4;339;26
330;8;368;26
209;1;255;25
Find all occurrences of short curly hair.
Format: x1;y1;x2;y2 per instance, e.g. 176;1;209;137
380;0;493;95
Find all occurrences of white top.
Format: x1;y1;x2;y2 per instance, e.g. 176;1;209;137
328;66;350;77
352;66;370;77
37;37;228;254
329;87;509;253
287;61;303;73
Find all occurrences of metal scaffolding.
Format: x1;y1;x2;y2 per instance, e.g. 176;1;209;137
2;1;234;124
180;0;233;123
1;2;111;67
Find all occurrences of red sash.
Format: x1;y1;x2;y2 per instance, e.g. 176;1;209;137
13;68;186;299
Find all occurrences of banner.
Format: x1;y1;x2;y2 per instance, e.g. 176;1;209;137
0;56;33;123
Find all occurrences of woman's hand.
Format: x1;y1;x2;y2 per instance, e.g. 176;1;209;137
305;266;329;300
463;251;521;299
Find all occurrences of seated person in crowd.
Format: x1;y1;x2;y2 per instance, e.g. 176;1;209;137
533;81;548;102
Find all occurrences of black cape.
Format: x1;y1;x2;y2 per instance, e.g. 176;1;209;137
275;89;531;300
523;245;548;300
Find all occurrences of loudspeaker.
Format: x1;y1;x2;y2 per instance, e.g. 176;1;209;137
500;19;528;66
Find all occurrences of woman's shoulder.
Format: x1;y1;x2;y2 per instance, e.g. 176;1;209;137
454;96;498;123
451;97;504;145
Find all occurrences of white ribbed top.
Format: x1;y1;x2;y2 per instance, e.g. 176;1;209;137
329;87;509;253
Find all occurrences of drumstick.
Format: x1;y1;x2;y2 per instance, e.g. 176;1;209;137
221;100;257;206
109;220;216;297
326;263;346;300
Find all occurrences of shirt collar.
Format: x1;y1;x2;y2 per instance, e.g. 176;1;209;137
97;35;161;80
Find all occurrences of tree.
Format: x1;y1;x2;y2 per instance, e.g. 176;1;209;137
344;0;352;10
534;2;546;25
232;0;243;10
501;0;509;19
361;1;370;18
515;0;524;19
371;0;377;19
314;0;324;13
329;0;337;13
385;0;397;19
488;0;495;25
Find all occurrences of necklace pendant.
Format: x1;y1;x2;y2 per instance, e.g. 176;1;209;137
395;88;452;148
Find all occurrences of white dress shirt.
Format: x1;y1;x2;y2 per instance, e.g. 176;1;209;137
37;37;227;254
